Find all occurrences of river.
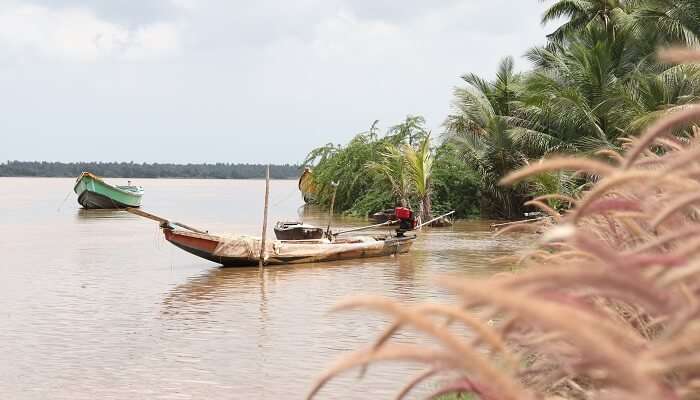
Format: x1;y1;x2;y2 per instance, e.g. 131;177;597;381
0;177;527;399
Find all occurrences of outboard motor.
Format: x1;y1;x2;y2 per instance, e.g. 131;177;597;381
394;207;416;237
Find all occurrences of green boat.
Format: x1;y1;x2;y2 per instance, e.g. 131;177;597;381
73;172;144;209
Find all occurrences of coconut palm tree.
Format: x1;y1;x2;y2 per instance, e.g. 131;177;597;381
521;26;636;150
523;22;700;148
630;0;700;47
619;63;700;132
403;135;434;224
541;0;632;44
366;143;411;207
445;57;565;218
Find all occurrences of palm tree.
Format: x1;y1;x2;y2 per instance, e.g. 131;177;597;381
367;143;411;207
445;57;565;218
541;0;632;44
403;135;434;224
630;0;700;47
619;63;700;132
522;22;700;148
521;26;636;150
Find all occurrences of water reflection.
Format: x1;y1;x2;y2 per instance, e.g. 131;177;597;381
75;208;137;220
162;267;264;312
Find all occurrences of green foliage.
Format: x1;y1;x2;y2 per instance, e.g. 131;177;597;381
305;0;700;220
307;131;381;214
305;118;473;218
431;142;480;218
347;189;394;217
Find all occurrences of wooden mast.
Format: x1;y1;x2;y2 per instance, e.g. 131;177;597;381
325;182;338;238
259;165;271;269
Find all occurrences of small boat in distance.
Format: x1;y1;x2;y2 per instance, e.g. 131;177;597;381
274;221;325;240
74;172;144;209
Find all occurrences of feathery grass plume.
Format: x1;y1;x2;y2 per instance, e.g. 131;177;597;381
594;148;624;164
310;49;700;400
532;193;577;206
651;193;700;230
523;200;561;221
495;221;549;236
499;157;616;186
653;137;685;152
658;48;700;64
622;104;700;169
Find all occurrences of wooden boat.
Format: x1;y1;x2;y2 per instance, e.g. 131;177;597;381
274;221;325;240
370;208;396;223
74;172;144;209
165;229;414;267
126;209;415;268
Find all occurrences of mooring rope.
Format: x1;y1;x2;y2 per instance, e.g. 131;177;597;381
56;188;73;212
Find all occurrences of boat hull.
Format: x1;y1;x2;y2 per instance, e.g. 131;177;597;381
164;229;415;267
77;190;135;209
74;173;143;209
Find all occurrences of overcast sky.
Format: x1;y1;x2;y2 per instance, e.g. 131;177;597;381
0;1;553;164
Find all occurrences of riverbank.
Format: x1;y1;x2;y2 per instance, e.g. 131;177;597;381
0;161;301;179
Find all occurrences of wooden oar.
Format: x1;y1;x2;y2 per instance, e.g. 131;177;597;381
333;220;399;237
126;208;208;234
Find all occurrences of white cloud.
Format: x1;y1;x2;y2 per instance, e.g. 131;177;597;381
0;4;181;62
0;1;553;163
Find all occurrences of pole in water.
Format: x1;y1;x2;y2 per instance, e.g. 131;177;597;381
326;181;339;238
259;165;271;269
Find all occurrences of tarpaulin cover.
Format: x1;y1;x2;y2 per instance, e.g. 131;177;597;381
212;235;384;261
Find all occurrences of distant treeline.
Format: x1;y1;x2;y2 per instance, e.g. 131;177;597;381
0;161;301;179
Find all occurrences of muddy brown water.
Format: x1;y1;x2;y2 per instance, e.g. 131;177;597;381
0;178;528;399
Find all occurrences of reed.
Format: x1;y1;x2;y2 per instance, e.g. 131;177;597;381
308;50;700;400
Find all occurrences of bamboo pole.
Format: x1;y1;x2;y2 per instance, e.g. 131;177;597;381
325;182;339;238
414;210;456;230
259;165;271;269
126;208;207;233
333;219;398;237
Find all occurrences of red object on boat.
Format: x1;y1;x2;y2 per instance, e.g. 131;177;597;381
395;207;412;220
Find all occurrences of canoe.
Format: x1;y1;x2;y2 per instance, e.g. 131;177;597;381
164;228;415;267
74;172;144;209
274;221;325;240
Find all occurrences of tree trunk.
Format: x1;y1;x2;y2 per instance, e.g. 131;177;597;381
419;195;432;225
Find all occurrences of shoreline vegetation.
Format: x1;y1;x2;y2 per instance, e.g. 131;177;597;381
302;0;700;221
0;161;300;180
